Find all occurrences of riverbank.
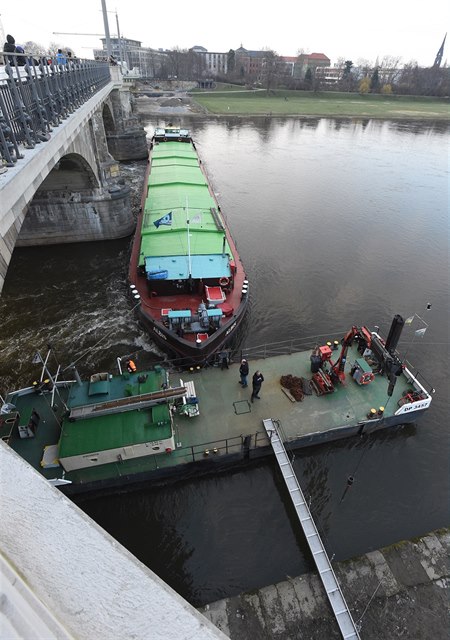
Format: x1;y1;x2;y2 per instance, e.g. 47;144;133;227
200;528;449;639
133;85;449;120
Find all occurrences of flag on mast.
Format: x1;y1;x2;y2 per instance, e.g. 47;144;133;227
415;327;427;337
405;315;415;325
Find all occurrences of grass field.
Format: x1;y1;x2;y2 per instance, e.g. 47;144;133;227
190;89;450;119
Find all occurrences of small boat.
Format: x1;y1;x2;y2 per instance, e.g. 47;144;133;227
0;315;433;496
129;125;249;364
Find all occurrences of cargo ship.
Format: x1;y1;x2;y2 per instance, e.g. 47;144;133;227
0;315;433;496
129;126;249;364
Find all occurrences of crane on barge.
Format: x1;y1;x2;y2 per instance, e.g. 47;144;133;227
310;315;406;397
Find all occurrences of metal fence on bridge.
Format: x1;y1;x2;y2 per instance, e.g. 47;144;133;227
0;54;111;172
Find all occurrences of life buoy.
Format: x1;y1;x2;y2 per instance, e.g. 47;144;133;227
219;277;229;287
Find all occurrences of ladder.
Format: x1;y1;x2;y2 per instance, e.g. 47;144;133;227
263;418;361;640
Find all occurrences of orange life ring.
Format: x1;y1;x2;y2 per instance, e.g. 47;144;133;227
219;277;229;287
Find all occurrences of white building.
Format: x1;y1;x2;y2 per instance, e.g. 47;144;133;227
191;46;228;76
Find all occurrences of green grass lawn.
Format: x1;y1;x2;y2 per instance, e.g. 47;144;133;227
190;89;450;119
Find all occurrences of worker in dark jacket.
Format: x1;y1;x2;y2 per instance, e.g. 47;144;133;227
251;370;264;402
239;359;249;387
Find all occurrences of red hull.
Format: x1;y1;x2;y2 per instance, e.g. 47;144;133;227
128;137;249;364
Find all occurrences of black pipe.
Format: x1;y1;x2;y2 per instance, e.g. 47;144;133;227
385;314;405;354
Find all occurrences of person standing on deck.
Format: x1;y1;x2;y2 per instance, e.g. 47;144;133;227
239;359;249;387
251;370;264;402
219;350;229;370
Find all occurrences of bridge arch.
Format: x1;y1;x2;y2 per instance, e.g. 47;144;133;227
34;153;100;193
17;146;131;248
102;103;117;136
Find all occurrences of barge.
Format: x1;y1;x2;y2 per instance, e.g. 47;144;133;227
129;126;248;364
0;316;433;496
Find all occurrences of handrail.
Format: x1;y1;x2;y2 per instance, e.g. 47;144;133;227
118;331;349;373
0;55;111;172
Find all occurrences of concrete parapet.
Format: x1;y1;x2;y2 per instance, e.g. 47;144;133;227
200;529;449;639
0;443;227;640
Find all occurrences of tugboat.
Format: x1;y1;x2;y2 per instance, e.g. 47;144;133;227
129;126;249;364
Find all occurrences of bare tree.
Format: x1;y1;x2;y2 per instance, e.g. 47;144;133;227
261;49;281;91
23;41;47;58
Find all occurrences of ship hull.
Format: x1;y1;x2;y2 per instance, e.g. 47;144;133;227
61;410;427;497
129;127;249;364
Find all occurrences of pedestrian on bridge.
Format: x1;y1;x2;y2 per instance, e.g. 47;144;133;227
3;35;16;65
56;49;67;65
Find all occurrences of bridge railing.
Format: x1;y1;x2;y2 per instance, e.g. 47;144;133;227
0;54;112;172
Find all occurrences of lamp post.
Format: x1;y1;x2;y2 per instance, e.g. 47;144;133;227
100;0;112;59
115;12;125;65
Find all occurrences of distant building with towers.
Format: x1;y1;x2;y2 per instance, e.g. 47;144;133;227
433;34;447;67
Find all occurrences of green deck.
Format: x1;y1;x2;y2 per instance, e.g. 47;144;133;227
59;369;171;458
139;141;231;267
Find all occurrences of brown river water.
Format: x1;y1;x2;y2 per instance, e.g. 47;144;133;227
1;114;448;607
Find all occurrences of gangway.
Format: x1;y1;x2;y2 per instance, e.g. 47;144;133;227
263;418;361;640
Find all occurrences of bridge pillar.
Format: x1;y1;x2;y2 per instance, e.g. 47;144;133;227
16;184;132;247
16;104;135;247
105;76;148;161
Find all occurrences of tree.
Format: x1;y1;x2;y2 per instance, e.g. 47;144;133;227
23;41;47;58
381;83;393;94
304;67;313;89
261;49;281;91
370;67;380;92
340;60;355;91
356;58;372;78
343;60;353;75
359;77;370;94
164;47;202;81
227;49;235;74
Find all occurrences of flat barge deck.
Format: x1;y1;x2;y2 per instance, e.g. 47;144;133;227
3;334;431;496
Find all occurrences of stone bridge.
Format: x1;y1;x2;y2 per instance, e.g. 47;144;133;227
0;62;148;293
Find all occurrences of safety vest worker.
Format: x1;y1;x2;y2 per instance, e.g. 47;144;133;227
127;359;137;373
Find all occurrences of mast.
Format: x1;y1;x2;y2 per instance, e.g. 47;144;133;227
186;198;192;278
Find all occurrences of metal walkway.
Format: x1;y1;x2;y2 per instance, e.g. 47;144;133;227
69;386;187;420
263;418;361;640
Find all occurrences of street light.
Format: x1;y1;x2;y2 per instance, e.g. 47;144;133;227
100;0;112;59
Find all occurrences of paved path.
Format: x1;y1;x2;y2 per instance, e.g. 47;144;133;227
200;529;449;639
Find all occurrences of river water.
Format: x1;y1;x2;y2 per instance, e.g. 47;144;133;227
1;116;448;607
